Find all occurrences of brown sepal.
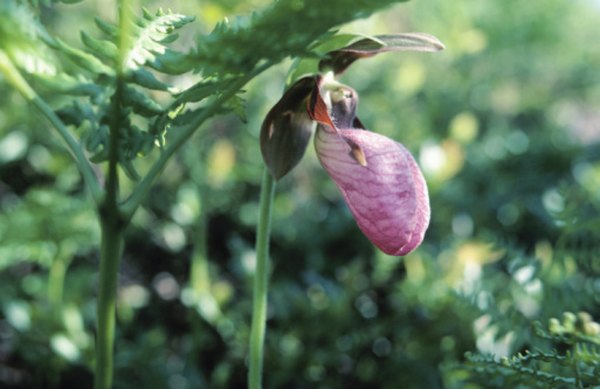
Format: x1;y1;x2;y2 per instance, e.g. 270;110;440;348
260;77;315;179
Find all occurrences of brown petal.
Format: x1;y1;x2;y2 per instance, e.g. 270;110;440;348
320;33;445;74
307;75;359;130
260;77;315;179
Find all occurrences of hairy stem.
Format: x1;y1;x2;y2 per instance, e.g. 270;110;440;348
0;51;102;203
248;169;276;389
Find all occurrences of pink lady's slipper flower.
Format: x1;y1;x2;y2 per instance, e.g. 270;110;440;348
260;33;444;255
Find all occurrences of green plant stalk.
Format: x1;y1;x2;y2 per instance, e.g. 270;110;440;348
94;42;127;389
248;169;276;389
94;218;125;389
94;89;124;389
0;51;102;203
94;2;131;386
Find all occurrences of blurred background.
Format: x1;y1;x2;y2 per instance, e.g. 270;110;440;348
1;0;600;387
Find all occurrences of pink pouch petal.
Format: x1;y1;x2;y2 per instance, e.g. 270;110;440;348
315;126;430;255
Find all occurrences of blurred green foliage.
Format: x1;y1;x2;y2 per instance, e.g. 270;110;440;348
1;0;600;388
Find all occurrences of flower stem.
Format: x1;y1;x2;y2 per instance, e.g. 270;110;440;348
248;169;276;389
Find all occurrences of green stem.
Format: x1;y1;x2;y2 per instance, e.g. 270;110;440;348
0;51;102;203
94;2;130;386
248;169;276;389
94;218;125;389
94;76;124;389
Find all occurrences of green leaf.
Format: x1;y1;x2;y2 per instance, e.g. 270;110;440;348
56;100;95;127
126;68;170;91
192;0;409;76
147;48;193;75
81;31;118;61
86;125;109;160
120;158;141;181
35;73;101;96
0;189;98;271
226;93;247;123
0;2;57;76
124;9;194;72
94;18;118;38
45;36;115;76
175;79;234;103
149;103;185;146
122;85;164;116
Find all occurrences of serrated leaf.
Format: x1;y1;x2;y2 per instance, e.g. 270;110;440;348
176;79;231;103
120;158;141;181
81;31;118;61
0;2;57;76
56;100;95;127
0;189;98;270
226;94;247;123
35;73;101;96
158;33;180;44
126;68;170;91
86;125;109;158
124;10;194;72
148;49;193;75
192;0;409;76
94;18;118;38
122;85;164;116
45;36;115;75
150;103;185;146
89;147;109;163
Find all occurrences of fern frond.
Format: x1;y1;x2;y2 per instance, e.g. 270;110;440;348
35;8;195;168
0;190;98;270
464;352;578;387
458;314;600;388
124;8;194;74
192;0;408;77
0;2;57;77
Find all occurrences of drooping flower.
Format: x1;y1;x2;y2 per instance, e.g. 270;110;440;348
260;33;444;255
